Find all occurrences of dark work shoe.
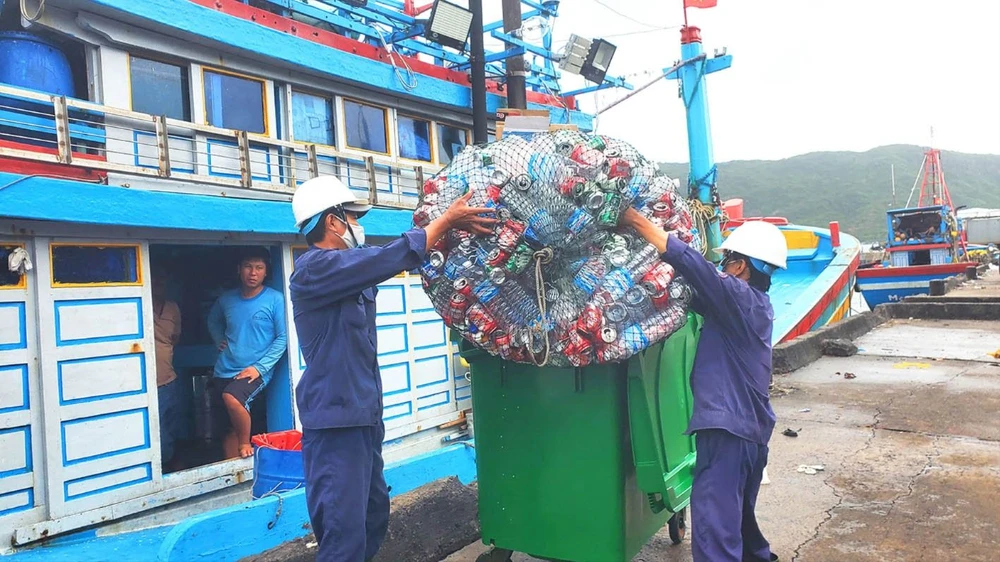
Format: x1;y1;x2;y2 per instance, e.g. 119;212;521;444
770;554;779;561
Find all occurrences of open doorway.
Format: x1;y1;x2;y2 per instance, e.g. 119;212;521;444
149;243;291;473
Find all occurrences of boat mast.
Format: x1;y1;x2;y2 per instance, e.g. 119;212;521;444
669;1;731;262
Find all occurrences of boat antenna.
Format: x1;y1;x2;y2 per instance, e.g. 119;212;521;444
891;164;896;207
903;154;926;208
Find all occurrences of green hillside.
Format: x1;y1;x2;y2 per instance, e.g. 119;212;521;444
658;145;1000;242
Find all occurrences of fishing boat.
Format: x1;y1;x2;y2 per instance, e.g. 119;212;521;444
856;147;975;307
0;1;858;559
721;203;860;344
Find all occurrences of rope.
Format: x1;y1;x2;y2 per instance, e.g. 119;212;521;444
681;59;708;110
528;247;554;367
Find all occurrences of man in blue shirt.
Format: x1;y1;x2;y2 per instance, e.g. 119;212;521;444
289;175;494;562
208;247;288;459
623;209;787;562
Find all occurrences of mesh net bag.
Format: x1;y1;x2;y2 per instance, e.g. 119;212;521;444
414;131;696;368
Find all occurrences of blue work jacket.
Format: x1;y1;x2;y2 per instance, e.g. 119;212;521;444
662;235;777;445
290;229;427;429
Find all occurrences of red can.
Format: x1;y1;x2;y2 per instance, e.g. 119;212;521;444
642;262;675;295
650;289;671;310
607;158;631;179
486;183;502;203
492;330;513;355
486;247;510;267
559;176;587;198
495;220;526;252
651;201;673;219
422;176;444;196
466;303;498;336
412;205;433;227
576;303;604;338
453;277;473;298
445;293;469;325
570;144;606;169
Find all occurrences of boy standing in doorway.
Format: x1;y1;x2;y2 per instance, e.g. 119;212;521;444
208;247;287;459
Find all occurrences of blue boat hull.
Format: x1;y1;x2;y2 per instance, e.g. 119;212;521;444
855;263;973;308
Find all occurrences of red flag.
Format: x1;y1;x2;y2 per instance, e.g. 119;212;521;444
684;0;717;8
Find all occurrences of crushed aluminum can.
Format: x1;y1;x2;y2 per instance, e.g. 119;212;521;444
596;193;622;227
513;174;533;191
642;262;675;295
496;219;527;252
556;141;576;157
625;286;654;318
607;158;631;180
577;302;603;337
544;283;560;302
652;201;673;218
453;277;472;298
559;176;587;198
422;176;445;196
492;330;512;355
487;266;507;284
490;169;512;187
605;302;629;325
600;325;618;344
446;293;470;326
570;144;606;169
587;136;607;152
486;247;510;267
650;289;671;310
505;244;533;275
466;303;498;336
585;191;606;211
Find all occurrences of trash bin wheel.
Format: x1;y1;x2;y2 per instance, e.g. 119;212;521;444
476;547;514;562
668;507;687;545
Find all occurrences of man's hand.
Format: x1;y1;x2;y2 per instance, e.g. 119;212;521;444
443;191;497;236
235;366;261;382
620;207;670;254
218;340;228;352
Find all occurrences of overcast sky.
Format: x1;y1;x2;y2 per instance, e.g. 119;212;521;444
482;0;1000;163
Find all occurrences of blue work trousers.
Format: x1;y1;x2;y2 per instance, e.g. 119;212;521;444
691;429;773;562
302;423;389;562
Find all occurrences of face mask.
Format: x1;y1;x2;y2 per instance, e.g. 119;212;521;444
334;216;362;249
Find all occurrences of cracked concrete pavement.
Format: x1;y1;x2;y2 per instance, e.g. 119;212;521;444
443;318;1000;562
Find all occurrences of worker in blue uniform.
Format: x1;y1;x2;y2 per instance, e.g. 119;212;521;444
289;175;495;562
623;208;788;562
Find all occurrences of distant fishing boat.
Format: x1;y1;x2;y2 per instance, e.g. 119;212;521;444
855;147;976;307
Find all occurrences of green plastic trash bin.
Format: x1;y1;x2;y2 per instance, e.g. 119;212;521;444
463;312;702;562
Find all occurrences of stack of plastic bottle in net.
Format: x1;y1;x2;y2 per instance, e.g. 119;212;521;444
414;130;696;368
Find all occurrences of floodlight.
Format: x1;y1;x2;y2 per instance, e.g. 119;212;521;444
425;0;474;52
559;34;617;84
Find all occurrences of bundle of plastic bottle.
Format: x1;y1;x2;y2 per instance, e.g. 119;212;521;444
414;131;696;367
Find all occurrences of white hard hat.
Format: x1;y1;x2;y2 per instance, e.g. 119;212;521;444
292;176;372;235
715;221;788;273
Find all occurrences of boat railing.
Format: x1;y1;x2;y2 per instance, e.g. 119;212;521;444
0;83;428;209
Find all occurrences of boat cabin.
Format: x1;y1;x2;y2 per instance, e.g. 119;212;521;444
884;206;958;267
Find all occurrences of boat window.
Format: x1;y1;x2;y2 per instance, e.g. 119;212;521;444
437;124;468;165
129;56;191;121
0;245;25;288
50;244;141;286
291;91;335;146
397;115;433;162
203;69;267;134
343;100;388;154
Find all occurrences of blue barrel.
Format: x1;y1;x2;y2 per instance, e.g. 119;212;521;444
0;31;76;109
251;431;305;499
